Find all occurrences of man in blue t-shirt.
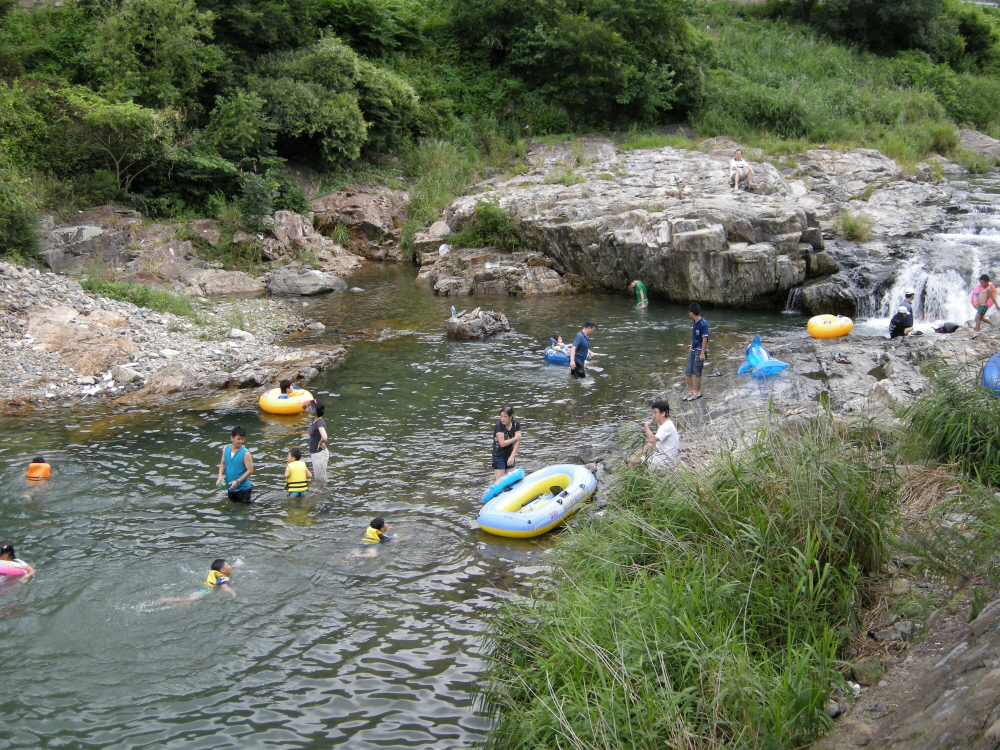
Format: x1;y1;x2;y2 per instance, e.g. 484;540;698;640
683;304;708;401
569;322;596;379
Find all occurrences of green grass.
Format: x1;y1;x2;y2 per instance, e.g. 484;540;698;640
901;361;1000;486
480;416;899;750
400;120;526;254
618;131;703;152
953;149;1000;174
544;169;586;186
690;3;993;166
81;278;196;318
835;211;876;241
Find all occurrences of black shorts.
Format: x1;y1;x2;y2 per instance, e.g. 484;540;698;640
570;364;586;378
228;488;252;504
492;454;514;470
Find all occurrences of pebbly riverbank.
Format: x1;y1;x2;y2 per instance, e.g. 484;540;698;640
0;261;347;412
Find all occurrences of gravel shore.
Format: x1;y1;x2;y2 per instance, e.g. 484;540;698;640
0;262;343;410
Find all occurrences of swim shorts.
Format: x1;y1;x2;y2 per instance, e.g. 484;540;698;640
491;455;514;471
570;364;586;378
685;348;705;377
288;491;306;498
227;488;252;504
978;304;989;316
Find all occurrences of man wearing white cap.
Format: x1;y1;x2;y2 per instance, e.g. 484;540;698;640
900;290;915;317
889;305;913;339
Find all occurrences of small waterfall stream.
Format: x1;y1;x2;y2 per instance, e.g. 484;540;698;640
817;172;1000;333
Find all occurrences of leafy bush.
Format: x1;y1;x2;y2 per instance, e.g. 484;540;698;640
481;417;898;749
0;166;37;257
954;149;1000;173
449;198;522;250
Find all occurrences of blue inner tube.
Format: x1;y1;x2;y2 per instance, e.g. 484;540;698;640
982;352;1000;396
544;346;570;364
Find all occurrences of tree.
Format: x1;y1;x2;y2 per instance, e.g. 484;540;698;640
86;0;223;109
68;94;179;192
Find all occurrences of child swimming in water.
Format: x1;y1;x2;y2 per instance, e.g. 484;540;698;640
284;448;312;498
157;559;236;606
349;518;411;559
26;456;50;482
0;541;35;580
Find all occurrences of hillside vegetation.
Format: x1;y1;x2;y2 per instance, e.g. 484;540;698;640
1;0;999;256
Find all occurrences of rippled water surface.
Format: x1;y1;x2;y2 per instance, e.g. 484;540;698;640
0;266;798;748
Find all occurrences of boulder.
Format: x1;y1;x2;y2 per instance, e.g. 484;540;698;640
445;310;511;338
110;364;141;383
178;269;264;297
959;128;1000;159
187;219;221;247
311;189;409;260
26;305;138;376
267;268;347;296
36;206;141;274
228;328;256;341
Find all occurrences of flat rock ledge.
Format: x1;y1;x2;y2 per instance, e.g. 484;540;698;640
445;309;511;338
0;262;345;412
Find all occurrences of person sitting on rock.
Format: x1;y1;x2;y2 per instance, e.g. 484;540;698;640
730;149;755;191
889;306;913;339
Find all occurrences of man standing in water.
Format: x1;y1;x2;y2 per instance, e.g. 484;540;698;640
628;280;649;308
569;322;596;379
683;304;708;401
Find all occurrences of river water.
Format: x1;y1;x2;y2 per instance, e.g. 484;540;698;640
0;266;799;749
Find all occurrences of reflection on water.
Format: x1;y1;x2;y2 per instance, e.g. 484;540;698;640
0;265;797;747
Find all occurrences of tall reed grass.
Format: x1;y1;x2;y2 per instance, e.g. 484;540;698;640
901;362;1000;486
481;416;898;750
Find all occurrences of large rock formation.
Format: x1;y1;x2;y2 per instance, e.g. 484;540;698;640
416;248;576;296
412;137;982;314
311;189;409;261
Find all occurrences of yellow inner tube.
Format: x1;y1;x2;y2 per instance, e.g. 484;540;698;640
807;314;853;339
259;387;314;415
490;473;572;514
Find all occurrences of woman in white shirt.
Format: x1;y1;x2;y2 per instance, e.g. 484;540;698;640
630;400;679;469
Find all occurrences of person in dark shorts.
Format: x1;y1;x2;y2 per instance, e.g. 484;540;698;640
683;304;708;401
569;322;596;379
491;407;522;481
217;426;254;504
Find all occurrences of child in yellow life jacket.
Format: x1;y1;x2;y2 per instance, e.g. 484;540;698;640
26;456;51;482
284;448;312;497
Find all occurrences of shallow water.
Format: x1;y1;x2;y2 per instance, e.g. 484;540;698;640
0;266;798;748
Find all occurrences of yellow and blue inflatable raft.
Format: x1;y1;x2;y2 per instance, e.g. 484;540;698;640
477;464;596;538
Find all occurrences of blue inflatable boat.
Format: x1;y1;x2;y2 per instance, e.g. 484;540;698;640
478;464;596;538
737;335;789;378
481;467;525;503
544;344;571;364
982;352;1000;396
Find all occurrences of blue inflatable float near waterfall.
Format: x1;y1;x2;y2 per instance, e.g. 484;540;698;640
737;335;789;378
981;352;1000;396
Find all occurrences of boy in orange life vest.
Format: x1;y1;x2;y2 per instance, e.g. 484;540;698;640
26;456;50;482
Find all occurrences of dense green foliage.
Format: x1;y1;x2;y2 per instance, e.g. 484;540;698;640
80;276;196;317
448;198;523;251
481;417;898;749
1;0;999;254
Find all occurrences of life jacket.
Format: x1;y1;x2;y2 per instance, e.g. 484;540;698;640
26;463;51;481
204;570;229;588
285;461;309;493
361;526;385;545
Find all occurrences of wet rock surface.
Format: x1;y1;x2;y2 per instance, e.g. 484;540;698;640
0;262;346;411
